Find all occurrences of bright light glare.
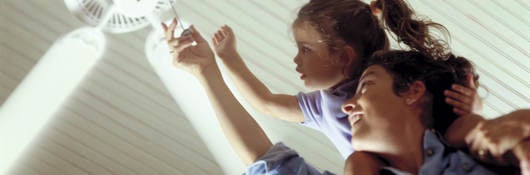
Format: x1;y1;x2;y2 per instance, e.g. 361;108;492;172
113;0;158;18
145;29;246;174
0;27;105;175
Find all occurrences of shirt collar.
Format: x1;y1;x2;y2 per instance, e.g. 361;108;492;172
380;129;447;175
326;79;358;98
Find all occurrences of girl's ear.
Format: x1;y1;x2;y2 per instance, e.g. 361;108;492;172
340;45;358;79
342;45;357;68
404;81;427;105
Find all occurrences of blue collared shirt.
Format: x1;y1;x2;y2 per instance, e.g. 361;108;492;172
246;130;517;175
381;129;518;175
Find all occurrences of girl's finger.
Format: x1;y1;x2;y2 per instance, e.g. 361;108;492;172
470;134;498;163
466;74;477;89
451;84;475;96
445;98;471;111
223;25;234;36
218;30;225;40
469;134;484;158
444;90;472;104
212;37;218;46
453;108;468;116
515;141;530;168
214;31;221;42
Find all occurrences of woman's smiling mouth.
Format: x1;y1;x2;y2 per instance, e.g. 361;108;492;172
348;113;363;127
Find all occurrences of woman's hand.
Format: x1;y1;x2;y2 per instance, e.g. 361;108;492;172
162;19;216;76
444;74;482;116
212;25;238;59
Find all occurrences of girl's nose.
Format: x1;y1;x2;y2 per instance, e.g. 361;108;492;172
293;55;301;65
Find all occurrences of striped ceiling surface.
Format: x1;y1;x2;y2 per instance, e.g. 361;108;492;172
0;0;529;174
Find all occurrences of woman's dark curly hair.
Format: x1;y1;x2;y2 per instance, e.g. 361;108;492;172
366;50;477;135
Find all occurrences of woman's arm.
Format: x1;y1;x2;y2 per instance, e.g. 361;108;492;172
212;26;304;123
163;20;272;165
198;64;273;166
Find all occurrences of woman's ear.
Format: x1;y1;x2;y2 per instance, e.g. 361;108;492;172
404;81;426;105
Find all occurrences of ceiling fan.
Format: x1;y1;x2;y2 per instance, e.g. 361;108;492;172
0;0;244;174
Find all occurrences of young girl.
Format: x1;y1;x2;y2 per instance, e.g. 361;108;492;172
210;0;481;159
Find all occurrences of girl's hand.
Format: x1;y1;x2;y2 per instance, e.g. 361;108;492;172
212;25;238;59
466;111;530;164
162;19;215;75
344;151;383;175
444;74;483;116
514;140;530;175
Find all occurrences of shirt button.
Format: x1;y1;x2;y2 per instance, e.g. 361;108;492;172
430;128;436;133
426;148;434;157
461;162;471;172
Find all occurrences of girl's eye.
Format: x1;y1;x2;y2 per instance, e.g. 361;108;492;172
301;46;311;53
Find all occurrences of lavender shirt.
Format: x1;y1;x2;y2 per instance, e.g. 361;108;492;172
296;80;357;159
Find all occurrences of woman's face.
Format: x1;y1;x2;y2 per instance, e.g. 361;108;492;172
341;65;411;151
292;21;350;90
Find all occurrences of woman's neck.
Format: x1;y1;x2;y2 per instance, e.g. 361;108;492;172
379;124;425;174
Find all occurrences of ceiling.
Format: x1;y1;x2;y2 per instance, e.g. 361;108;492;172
0;0;528;174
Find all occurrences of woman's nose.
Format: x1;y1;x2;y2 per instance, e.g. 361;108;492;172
341;101;355;114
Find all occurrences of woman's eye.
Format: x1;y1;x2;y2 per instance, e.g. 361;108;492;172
358;81;372;95
360;87;367;94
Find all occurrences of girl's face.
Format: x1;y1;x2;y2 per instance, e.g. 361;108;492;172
292;21;351;90
341;65;411;152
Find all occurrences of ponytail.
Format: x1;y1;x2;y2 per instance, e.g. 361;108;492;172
373;0;450;59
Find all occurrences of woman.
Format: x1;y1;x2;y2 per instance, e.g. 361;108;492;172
341;51;527;174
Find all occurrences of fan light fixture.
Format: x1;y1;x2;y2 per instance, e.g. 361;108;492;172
0;27;106;175
1;0;245;174
0;0;164;174
144;25;246;174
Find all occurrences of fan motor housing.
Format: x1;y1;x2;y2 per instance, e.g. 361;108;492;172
64;0;174;33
